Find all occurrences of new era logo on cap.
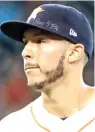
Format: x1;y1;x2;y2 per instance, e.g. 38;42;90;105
0;4;93;58
69;29;77;37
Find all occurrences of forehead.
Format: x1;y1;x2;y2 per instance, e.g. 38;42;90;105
23;28;42;36
23;28;64;40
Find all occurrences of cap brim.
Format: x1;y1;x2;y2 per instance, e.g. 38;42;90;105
0;21;42;43
0;20;77;45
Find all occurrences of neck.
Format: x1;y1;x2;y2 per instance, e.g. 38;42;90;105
42;73;94;118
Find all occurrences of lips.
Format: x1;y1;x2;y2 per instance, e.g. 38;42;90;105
24;66;39;71
24;61;40;72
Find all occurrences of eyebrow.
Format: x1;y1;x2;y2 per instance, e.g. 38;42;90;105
22;32;49;43
22;30;66;41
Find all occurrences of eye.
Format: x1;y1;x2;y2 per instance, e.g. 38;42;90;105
24;40;28;45
37;39;44;44
22;38;28;45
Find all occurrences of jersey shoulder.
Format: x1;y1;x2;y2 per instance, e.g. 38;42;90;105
0;96;41;132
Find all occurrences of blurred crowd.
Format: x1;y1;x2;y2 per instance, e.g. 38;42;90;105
0;1;94;120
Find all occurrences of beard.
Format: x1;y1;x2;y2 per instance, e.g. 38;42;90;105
27;54;65;91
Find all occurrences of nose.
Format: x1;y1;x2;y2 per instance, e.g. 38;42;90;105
21;41;39;60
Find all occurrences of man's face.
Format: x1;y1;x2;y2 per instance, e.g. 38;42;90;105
21;28;69;91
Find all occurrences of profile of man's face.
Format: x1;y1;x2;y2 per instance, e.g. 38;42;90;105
21;28;68;91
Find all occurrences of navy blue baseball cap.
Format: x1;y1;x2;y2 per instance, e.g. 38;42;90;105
0;4;93;58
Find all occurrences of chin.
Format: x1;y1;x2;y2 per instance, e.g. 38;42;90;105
27;78;46;92
27;82;43;92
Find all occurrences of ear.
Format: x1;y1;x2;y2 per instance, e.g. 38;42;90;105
68;44;85;64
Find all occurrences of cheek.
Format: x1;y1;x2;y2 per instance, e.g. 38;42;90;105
38;45;64;71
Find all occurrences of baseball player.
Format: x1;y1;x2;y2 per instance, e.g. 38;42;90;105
0;3;94;132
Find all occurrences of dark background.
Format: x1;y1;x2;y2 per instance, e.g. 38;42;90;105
0;1;94;120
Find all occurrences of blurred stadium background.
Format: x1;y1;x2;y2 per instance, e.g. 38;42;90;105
0;1;94;120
